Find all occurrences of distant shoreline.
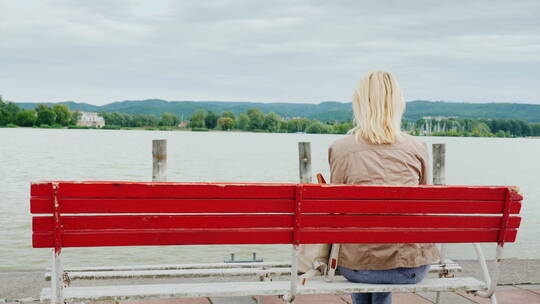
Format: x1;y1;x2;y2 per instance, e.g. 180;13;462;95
3;99;539;137
2;126;540;139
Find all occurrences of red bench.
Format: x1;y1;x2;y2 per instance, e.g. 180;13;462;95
31;181;522;303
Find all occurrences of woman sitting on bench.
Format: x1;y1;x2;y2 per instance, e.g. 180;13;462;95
329;71;440;304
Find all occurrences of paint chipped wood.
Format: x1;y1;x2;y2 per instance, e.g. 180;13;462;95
44;260;461;281
39;277;486;302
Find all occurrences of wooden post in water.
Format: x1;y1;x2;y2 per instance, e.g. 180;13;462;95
433;143;447;304
298;142;312;183
152;139;167;182
433;143;446;185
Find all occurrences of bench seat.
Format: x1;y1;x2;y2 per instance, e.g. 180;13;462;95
48;267;292;280
40;277;486;302
45;260;461;280
48;261;292;272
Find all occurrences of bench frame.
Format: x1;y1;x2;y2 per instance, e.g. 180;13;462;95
45;244;502;304
32;182;521;304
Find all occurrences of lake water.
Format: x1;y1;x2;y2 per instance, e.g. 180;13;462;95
0;129;539;270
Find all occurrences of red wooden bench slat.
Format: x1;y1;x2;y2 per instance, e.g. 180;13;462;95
31;183;523;201
30;182;53;197
302;199;521;214
32;228;293;248
30;198;522;215
32;227;517;248
30;198;294;214
33;214;521;234
300;228;518;244
31;182;296;198
33;214;294;232
302;215;521;229
302;184;523;201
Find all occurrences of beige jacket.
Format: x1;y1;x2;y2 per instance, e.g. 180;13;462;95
328;133;440;270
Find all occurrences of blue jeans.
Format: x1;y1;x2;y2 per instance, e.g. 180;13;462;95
337;265;430;304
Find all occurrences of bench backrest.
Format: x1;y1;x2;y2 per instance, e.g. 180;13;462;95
31;181;522;249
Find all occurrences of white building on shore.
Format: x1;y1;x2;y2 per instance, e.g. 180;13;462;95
77;112;105;128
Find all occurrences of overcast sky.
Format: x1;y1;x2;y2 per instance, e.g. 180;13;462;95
1;0;539;105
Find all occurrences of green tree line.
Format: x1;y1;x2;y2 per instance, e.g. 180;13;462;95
188;108;540;137
0;96;78;128
404;117;540;137
188;108;354;134
99;112;180;128
0;96;181;129
2;95;540;137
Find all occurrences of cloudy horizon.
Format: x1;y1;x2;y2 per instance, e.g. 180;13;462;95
1;1;539;106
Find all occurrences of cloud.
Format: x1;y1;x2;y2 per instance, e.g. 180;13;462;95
0;0;539;105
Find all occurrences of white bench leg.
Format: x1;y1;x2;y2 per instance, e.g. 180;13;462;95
474;244;504;303
51;248;64;304
435;290;442;303
283;245;299;303
435;243;448;304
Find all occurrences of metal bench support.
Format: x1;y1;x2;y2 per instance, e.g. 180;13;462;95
472;244;504;304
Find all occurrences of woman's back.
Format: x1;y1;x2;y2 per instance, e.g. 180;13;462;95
329;133;429;186
329;134;439;271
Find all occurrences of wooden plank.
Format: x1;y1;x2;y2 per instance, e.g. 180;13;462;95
30;182;53;197
30;197;52;214
31;198;294;214
300;228;518;244
33;215;294;232
58;267;293;280
39;277;486;301
31;182;523;214
31;182;296;198
298;277;486;294
33;225;518;248
58;261;459;272
302;184;516;201
50;261;292;272
302;215;521;229
31;197;522;215
33;228;293;248
31;181;522;200
46;263;462;280
30;182;524;201
302;199;522;214
39;281;289;301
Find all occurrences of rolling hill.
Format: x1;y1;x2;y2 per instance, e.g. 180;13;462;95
14;99;540;122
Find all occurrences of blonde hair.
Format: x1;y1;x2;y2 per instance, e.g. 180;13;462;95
350;71;405;144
